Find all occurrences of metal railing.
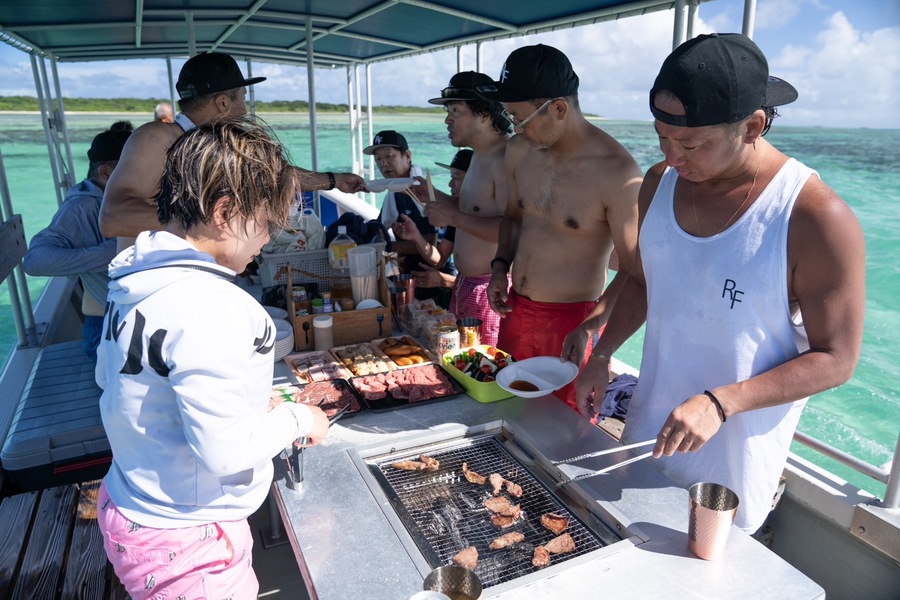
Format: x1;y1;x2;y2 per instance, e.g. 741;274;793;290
793;430;900;510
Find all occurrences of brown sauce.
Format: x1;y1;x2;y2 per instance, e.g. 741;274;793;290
509;379;539;392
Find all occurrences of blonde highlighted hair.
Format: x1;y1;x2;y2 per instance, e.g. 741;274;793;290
156;117;295;232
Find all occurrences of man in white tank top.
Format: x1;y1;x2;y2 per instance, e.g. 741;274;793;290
574;33;865;533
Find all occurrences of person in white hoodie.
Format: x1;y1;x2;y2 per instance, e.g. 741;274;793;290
95;118;329;599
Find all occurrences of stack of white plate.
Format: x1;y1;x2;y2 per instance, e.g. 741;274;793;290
263;305;289;320
272;318;295;361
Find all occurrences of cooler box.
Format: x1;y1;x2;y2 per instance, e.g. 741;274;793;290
1;341;110;491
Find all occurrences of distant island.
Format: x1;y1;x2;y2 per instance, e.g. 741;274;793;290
0;95;443;114
0;95;601;118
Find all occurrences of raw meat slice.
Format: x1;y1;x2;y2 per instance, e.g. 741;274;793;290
532;546;550;568
490;513;516;528
503;478;523;498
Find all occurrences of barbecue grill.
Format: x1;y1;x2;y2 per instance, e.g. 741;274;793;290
351;420;645;597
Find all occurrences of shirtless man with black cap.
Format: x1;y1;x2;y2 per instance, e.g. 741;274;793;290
476;44;642;412
101;52;364;243
406;71;512;346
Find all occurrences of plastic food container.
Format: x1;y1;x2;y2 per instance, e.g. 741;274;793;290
441;345;515;403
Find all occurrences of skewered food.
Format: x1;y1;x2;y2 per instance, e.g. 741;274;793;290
483;496;521;518
532;546;550;568
540;512;569;535
461;462;486;485
452;546;478;569
489;531;525;550
544;533;576;554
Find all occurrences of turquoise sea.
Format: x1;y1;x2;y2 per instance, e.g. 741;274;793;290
1;112;897;497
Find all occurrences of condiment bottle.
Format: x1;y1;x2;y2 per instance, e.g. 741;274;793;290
328;226;357;270
313;315;334;351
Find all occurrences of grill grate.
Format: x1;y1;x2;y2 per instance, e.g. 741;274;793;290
368;434;608;588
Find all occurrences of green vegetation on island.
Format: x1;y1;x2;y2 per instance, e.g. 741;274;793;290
0;95;443;114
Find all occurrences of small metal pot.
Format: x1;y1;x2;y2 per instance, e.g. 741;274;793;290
423;566;482;600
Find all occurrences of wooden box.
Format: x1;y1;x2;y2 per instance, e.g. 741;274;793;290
285;252;392;351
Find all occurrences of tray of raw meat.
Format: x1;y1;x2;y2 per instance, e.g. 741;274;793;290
271;379;364;419
349;363;465;411
283;350;352;384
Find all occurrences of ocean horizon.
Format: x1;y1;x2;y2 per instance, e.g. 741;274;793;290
0;112;897;497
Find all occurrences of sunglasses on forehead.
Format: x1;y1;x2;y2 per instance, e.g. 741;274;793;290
440;86;478;99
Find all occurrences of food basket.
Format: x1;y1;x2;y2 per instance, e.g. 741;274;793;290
372;336;438;369
441;345;516;403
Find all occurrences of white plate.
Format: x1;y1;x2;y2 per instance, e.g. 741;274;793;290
496;356;579;398
273;319;294;342
365;178;418;193
355;299;384;310
263;305;288;320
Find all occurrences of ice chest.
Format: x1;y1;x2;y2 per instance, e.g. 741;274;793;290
1;341;110;491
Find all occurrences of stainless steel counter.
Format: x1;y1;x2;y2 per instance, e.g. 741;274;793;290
271;367;824;600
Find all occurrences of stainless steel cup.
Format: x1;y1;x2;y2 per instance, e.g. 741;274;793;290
456;317;483;348
423;565;482;600
688;482;739;560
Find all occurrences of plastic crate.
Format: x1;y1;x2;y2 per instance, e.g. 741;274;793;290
257;243;386;290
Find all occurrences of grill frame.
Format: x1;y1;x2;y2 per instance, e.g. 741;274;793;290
350;420;644;597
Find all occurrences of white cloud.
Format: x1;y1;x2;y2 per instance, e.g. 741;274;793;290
769;11;900;128
755;0;803;30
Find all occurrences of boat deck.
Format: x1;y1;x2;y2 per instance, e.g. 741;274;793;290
0;480;311;598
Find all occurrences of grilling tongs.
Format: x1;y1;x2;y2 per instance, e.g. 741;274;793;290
554;439;656;486
285;400;350;491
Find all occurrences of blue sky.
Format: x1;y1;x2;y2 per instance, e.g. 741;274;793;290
1;0;897;129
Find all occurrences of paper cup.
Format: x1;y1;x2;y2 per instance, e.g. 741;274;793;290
688;482;739;560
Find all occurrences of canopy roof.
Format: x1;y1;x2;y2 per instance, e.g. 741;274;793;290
0;0;711;67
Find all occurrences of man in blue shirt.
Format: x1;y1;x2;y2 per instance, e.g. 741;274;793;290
24;127;131;360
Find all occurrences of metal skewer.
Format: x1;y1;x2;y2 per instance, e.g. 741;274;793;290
551;438;656;465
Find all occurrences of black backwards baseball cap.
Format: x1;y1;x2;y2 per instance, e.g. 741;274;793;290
176;52;266;100
435;149;473;173
428;71;494;105
650;33;798;127
87;129;131;162
362;130;409;155
475;44;579;102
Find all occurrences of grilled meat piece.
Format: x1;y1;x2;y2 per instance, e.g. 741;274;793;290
391;456;439;472
462;462;486;485
483;496;521;518
489;531;525;550
544;532;576;554
452;546;478;570
540;512;569;534
503;478;523;497
532;545;550;568
418;454;440;470
488;473;504;496
490;513;516;528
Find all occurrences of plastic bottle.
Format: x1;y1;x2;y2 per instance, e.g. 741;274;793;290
328;226;357;270
313;315;334;351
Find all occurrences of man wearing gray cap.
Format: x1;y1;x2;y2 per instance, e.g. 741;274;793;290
100;52;364;243
577;33;865;534
477;44;642;411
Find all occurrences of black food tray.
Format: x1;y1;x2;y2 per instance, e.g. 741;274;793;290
290;379;365;418
349;364;465;411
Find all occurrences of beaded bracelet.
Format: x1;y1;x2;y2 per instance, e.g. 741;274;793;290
703;390;727;423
